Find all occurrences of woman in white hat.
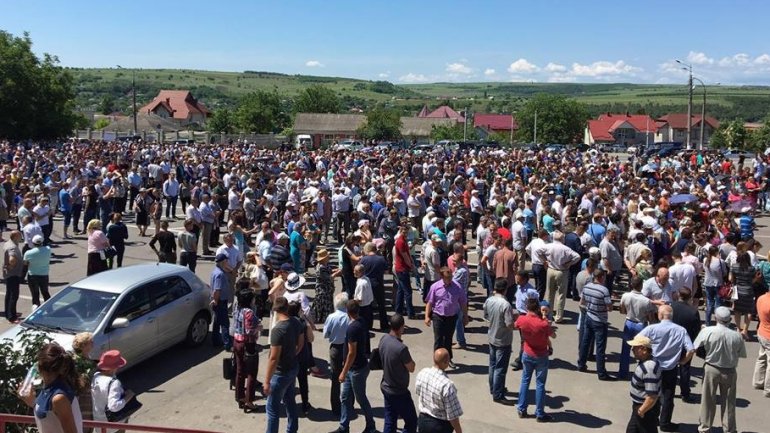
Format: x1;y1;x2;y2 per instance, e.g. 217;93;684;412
282;272;310;321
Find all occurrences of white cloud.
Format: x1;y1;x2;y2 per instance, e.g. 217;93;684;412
305;60;324;68
546;74;576;83
570;60;641;77
686;51;714;65
484;68;496;77
398;72;429;83
754;54;770;65
544;62;566;73
507;58;539;74
718;53;750;67
378;71;390;79
446;62;473;75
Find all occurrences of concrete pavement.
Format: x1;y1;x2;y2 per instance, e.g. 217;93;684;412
1;211;768;433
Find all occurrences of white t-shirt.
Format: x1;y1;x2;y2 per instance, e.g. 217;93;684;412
354;276;374;306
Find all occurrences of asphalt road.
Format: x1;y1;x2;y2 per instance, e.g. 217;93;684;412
1;210;769;433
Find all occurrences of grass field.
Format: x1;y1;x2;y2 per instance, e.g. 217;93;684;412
69;68;770;121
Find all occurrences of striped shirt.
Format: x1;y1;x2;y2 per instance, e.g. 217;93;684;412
415;367;463;421
630;358;661;404
581;282;612;323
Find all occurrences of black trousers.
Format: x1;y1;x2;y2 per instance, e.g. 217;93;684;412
372;282;389;330
28;275;50;306
71;203;83;231
659;368;678;428
626;402;660;433
329;343;344;415
432;313;458;360
532;263;547;299
678;360;692;398
418;413;454;433
4;275;20;320
179;251;198;272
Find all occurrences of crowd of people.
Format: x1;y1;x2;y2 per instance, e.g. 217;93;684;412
4;137;770;433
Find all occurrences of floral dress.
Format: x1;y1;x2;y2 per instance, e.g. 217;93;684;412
311;262;334;323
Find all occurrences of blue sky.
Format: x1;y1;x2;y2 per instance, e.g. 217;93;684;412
3;0;770;85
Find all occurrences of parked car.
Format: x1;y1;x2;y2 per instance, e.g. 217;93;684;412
626;145;638;154
0;264;211;367
721;149;755;159
333;139;363;151
642;142;683;158
543;144;567;153
600;143;626;153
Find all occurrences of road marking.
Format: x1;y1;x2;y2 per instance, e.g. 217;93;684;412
0;291;33;301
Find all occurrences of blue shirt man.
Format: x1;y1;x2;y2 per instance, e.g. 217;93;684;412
210;254;232;348
514;280;540;314
739;211;754;240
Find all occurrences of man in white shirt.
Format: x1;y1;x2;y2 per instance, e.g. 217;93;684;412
525;229;549;299
511;211;528;258
535;231;582;323
668;250;696;296
162;173;180;219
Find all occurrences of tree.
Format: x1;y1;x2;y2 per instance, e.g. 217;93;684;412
515;94;589;144
720;120;748;149
0;31;81;139
93;118;111;130
748;115;770;151
235;90;288;133
98;94;115;115
357;107;402;140
294;85;341;114
430;123;477;142
207;108;236;133
0;330;52;433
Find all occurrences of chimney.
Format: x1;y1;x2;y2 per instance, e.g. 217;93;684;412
166;98;171;104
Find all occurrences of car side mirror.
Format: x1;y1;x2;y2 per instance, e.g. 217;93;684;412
111;317;130;329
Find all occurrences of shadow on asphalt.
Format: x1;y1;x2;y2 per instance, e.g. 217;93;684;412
121;342;223;394
552;409;612;428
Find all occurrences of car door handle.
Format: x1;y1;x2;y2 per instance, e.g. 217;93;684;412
147;316;155;323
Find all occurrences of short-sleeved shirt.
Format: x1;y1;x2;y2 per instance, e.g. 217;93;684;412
393;236;411;273
344;317;368;370
515;312;551;357
758;293;770;340
24;246;51;276
620;291;656;323
638;320;694;370
483;295;515;347
379;334;413;395
581;282;611;323
630;358;661;404
210;266;232;302
3;240;23;278
426;279;467;317
270;316;302;374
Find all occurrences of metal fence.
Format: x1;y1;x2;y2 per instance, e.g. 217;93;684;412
0;413;221;433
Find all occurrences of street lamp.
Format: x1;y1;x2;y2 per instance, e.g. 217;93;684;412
676;59;693;149
533;109;538;144
117;65;138;134
691;77;719;150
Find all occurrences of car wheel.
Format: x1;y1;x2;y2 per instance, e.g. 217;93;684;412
185;312;209;346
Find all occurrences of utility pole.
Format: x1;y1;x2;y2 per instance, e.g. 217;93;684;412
463;107;468;142
117;65;138;134
677;59;693;149
533;110;538;144
510;111;515;145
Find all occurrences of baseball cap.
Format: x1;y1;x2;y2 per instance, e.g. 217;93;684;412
626;335;652;348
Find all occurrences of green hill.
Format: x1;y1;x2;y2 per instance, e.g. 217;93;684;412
70;68;770;122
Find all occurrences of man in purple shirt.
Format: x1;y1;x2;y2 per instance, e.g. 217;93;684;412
424;267;468;369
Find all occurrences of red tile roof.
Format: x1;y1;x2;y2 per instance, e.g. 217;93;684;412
657;113;719;129
474;113;517;131
418;105;465;123
139;90;209;121
587;113;657;143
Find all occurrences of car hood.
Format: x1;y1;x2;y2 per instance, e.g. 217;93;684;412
0;324;76;353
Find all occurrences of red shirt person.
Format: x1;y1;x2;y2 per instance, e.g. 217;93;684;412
514;297;555;421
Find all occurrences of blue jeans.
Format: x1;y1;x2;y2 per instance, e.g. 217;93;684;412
266;366;299;433
411;253;422;289
704;285;720;325
578;315;608;377
532;263;546;299
489;344;512;400
518;352;549;418
383;392;417;433
395;271;415;316
211;302;231;348
618;319;644;379
455;314;466;346
340;366;375;431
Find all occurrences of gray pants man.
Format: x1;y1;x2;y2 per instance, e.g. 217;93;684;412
699;363;737;433
754;335;770;397
201;222;213;255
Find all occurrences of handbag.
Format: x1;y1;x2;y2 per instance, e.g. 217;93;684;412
104;378;142;422
102;246;118;260
368;347;383;371
717;260;733;300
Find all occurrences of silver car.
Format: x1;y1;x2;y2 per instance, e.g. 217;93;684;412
0;264;211;367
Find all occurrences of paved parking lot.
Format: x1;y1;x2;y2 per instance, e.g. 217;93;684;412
1;212;768;433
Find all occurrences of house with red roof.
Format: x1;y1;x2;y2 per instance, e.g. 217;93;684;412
139;90;209;126
416;105;465;123
655;113;719;146
584;113;657;146
473;113;517;139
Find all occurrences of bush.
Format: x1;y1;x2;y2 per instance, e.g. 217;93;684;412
0;330;52;432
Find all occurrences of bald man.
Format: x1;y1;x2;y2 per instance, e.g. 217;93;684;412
642;267;678;304
415;349;464;433
3;231;24;322
638;305;695;432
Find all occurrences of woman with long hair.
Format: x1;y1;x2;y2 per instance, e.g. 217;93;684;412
703;245;726;325
228;210;257;258
730;251;759;340
86;219;110;276
18;342;85;433
233;288;262;412
341;234;361;299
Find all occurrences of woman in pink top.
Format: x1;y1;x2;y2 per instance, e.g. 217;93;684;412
86;219;110;276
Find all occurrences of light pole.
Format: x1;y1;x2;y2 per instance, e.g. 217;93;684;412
533;109;538;144
510;111;516;145
117;65;138;134
463;107;468;142
692;77;706;150
676;59;693;149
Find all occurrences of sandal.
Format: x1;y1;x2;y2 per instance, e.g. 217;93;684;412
242;402;258;413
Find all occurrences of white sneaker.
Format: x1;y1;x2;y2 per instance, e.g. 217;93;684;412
31;304;39;313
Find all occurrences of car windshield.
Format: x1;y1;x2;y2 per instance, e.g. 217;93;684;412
23;286;118;334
